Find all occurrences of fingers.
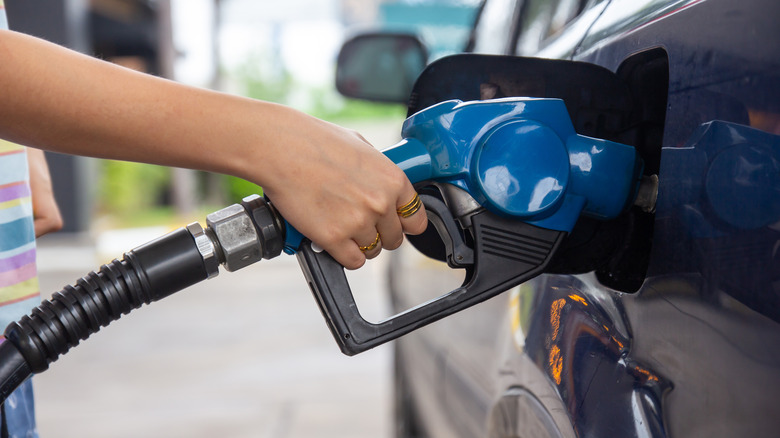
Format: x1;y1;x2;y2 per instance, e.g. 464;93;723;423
375;206;404;251
257;115;429;271
28;148;64;237
34;215;64;238
373;190;427;252
332;229;381;271
396;192;428;236
356;231;382;260
331;189;428;270
351;190;427;268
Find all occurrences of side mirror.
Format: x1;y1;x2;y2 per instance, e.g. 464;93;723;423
335;33;428;104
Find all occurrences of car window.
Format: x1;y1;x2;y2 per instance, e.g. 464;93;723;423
548;0;586;37
515;0;591;55
515;0;558;54
470;0;521;54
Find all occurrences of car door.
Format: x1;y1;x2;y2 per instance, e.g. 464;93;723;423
500;0;780;436
392;0;780;437
390;1;618;437
561;0;780;436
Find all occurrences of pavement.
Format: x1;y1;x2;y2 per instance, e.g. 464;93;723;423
33;230;394;438
30;118;404;437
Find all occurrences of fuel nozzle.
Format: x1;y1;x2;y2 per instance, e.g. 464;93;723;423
192;194;286;277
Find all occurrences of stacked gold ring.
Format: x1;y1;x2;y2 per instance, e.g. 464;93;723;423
397;193;422;218
359;233;381;252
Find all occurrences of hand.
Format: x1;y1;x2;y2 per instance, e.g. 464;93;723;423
27;148;63;237
254;109;428;269
0;31;422;261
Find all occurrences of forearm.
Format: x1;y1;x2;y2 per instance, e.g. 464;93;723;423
0;29;281;185
0;29;427;269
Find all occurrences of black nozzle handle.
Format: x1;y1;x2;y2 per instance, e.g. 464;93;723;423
296;196;567;356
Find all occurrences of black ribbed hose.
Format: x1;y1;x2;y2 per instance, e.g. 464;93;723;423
0;227;209;402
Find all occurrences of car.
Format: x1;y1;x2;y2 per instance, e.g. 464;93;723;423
335;0;780;437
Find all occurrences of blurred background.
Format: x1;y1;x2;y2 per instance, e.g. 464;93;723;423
4;0;479;436
7;0;480;236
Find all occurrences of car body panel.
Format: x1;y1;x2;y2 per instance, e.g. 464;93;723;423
389;0;780;437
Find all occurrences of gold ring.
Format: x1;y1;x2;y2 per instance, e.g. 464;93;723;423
359;233;381;252
397;193;422;218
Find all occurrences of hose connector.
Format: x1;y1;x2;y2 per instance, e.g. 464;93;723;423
0;194;285;386
187;222;220;279
204;195;284;272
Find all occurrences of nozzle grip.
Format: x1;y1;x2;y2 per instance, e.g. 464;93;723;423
296;202;566;356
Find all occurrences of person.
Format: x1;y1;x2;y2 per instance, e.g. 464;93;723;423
0;27;427;267
0;5;428;436
0;142;62;438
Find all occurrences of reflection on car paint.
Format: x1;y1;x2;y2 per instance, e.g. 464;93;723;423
514;274;671;437
656;121;780;322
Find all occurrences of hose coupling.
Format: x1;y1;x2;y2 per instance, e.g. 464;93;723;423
203;194;284;272
186;222;220;279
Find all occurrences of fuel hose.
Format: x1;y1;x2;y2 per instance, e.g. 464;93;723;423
0;227;209;401
0;195;285;403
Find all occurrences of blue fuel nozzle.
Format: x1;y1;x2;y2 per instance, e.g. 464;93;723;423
383;97;644;232
288;98;645;355
284;97;642;253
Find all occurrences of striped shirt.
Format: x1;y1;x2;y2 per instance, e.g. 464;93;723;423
0;2;40;329
0;140;39;328
1;4;42;437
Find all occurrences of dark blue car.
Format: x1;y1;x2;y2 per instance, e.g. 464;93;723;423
336;0;780;436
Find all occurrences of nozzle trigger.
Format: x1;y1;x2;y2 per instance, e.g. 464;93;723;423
418;194;473;268
296;195;566;355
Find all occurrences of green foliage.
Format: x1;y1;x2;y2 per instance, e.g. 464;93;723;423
98;160;170;217
236;63;295;104
229;51;295;105
223;175;263;204
309;91;406;123
222;50;405;205
96;51;405;227
231;50;405;122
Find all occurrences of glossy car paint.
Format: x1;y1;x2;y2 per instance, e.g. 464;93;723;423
390;0;780;437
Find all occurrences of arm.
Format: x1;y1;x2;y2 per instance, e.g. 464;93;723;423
26;148;63;237
0;30;426;269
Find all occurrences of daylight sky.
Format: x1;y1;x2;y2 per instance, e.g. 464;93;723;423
171;0;347;87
